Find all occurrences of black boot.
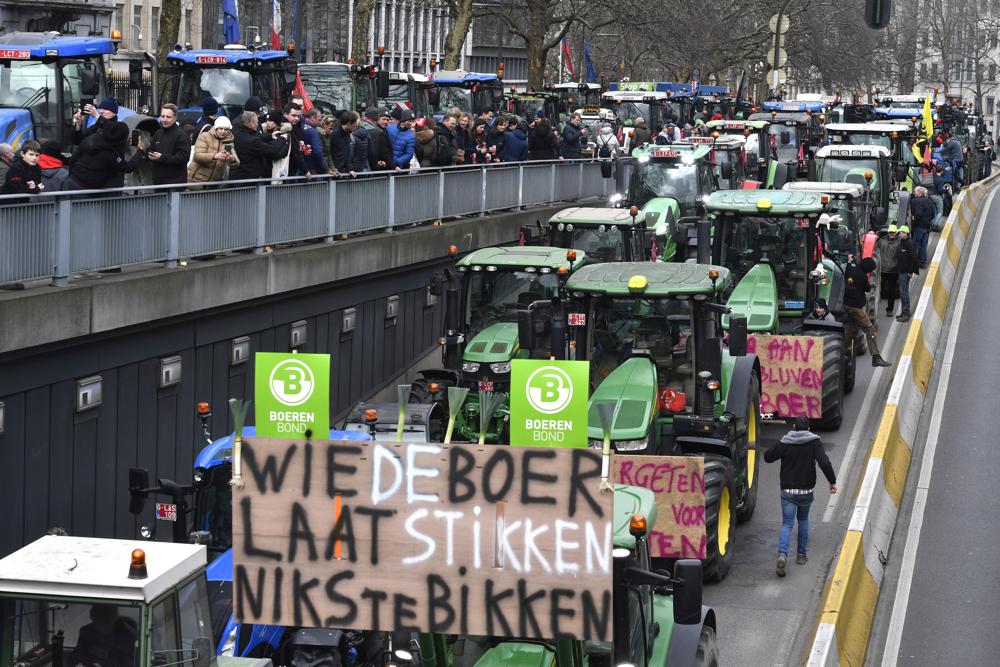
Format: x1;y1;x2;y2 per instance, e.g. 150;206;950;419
872;354;892;368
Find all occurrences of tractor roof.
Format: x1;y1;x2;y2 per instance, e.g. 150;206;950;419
633;143;713;161
748;111;812;124
706;119;770;130
167;46;289;64
456;245;584;269
677;135;745;150
431;70;499;84
815;144;891;159
762;99;826;113
783;182;866;199
549;207;642;226
603;90;671;102
706;189;827;215
566;262;730;296
0;32;118;58
0;536;206;603
825;122;908;134
553;82;602;90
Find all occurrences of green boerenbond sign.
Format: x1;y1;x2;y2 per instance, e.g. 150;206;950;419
254;352;330;438
510;359;589;447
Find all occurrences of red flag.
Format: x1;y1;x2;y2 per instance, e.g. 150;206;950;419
271;0;282;50
562;38;576;79
293;70;313;112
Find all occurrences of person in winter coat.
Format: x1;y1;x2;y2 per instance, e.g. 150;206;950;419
387;109;416;167
1;140;43;196
195;98;221;138
317;115;337;173
414;117;439;168
560;113;587;159
528;119;559;160
876;225;901;316
302;108;329;175
594;124;620;158
344;111;370;174
72;96;119;145
38;141;71;192
362;108;395;171
282;103;309;177
229;111;289;181
458;113;477;164
895;226;920;322
147;104;191;185
807;298;836;322
65;121;139;191
434;114;460;166
505;121;529;162
844;255;892;366
942;132;965;188
632;117;652;147
188;116;240;183
764;417;838;576
485;116;509;162
909;186;935;267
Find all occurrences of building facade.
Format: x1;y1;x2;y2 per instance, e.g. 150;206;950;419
0;0;113;36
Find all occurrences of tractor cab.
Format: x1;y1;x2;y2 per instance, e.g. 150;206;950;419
165;46;297;126
504;91;558;125
0;536;267;667
750;104;825;181
296;61;382;115
825;121;919;187
547;207;650;262
550;81;603;115
602;90;675;151
0;32;141;149
383;71;430;117
427;70;503;118
706;119;771;182
677;134;747;189
813;144;898;228
874;94;933;121
782;181;877;267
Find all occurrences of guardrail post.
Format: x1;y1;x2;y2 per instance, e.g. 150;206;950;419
51;198;72;287
578;162;584;199
166;190;180;268
387;175;396;231
517;164;524;209
325;178;337;243
254;185;267;253
480;166;488;216
438;169;445;221
549;163;556;203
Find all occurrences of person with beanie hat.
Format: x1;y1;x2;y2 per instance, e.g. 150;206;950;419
189;115;240;183
244;96;263;113
38;140;70;192
148;103;191;185
361;108;395;171
72;95;120;144
65;121;140;190
196;98;221;138
387;109;416;166
843;253;892;366
230;110;290;181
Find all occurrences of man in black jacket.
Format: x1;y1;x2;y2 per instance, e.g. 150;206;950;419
147;104;191;185
909;186;935;268
229;111;289;181
896;226;920;322
560;113;587;159
65;121;139;191
844;256;892;366
72;96;119;145
362;108;396;171
764;417;838;576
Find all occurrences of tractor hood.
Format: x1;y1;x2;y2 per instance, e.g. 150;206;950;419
463;322;519;363
641;197;682;237
474;642;554;667
587;357;657;441
0;108;34;147
724;263;778;331
613;484;657;549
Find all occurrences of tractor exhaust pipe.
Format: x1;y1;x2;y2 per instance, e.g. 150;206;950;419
696;219;711;264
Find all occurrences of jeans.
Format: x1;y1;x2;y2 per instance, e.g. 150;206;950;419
930;194;943;229
900;272;912;315
913;226;930;266
779;490;814;556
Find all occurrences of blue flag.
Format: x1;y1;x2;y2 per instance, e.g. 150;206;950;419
222;0;241;44
584;42;597;83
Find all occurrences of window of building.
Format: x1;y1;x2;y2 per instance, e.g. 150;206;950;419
920;62;928;79
185;9;193;45
990;64;997;81
151;7;159;50
987;97;995;115
132;5;142;50
931;62;939;79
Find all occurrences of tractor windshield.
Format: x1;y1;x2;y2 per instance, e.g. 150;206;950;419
815;158;881;195
6;599;141;667
465;269;559;335
632;159;700;212
839;133;893;151
768;124;801;162
720;215;815;309
176;67;251;107
434;86;473;114
299;66;356;113
614;102;650;124
569;226;627;261
713;149;743;188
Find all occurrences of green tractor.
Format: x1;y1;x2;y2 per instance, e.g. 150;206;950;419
524;262;760;581
705;119;773;183
410;245;586;443
546;207;657;263
609;143;721;261
705;189;857;429
414;485;719;667
748;110;825;183
676;135;749;189
824;121;923;192
813;143;908;230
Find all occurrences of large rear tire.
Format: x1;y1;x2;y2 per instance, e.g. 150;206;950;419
811;331;844;431
736;380;760;524
695;625;720;667
703;456;737;582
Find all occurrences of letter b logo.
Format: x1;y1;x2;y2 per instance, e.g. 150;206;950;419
525;366;573;414
269;359;315;406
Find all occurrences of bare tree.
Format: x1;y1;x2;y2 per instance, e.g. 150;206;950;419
156;0;182;63
351;0;378;62
443;0;475;69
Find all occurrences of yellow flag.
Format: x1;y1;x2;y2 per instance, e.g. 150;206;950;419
922;92;934;141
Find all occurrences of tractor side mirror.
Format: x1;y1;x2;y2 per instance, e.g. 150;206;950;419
192;637;213;667
281;60;298;92
428;273;443;296
720;163;734;180
82;67;101;96
728;316;748;356
518;308;537;350
376;69;390;99
672;559;704;625
128;467;150;515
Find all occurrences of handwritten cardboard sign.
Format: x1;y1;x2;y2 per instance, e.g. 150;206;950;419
232;439;614;640
611;455;706;559
748;334;825;419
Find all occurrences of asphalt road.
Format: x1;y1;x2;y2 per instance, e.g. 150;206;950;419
703;247;934;666
868;187;1000;666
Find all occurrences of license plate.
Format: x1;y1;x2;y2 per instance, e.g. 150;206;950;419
0;50;30;60
568;313;587;326
479;380;495;392
196;55;228;64
155;502;177;522
783;300;805;309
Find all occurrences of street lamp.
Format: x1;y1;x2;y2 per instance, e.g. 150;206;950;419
131;23;142;51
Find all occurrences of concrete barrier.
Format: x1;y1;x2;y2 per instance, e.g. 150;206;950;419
807;174;999;666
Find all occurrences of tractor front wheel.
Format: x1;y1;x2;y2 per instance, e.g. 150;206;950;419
703;456;737;582
736;380;761;524
811;331;845;431
694;625;720;667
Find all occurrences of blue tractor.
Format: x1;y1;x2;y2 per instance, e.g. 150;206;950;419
163;44;297;127
0;31;154;149
427;69;504;119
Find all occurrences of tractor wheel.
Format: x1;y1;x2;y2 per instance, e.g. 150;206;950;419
702;455;737;582
844;333;857;394
811;331;844;431
694;625;720;667
866;252;882;334
409;378;436;404
736;380;761;524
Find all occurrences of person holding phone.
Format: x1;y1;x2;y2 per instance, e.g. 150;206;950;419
147;104;191;186
188;116;240;184
73;96;119;144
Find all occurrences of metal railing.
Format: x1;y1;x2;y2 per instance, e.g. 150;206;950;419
0;159;610;287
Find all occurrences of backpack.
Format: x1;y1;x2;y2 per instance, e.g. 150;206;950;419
597;136;612;158
432;132;452;166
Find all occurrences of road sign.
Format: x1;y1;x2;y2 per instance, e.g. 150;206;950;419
254;352;330;438
769;14;790;33
767;48;787;67
768;69;788;85
510;359;589;447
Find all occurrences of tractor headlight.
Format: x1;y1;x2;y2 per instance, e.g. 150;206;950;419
462;361;480;373
614;439;648;452
588;438;604;450
490;362;511;374
220;624;238;657
608;193;624;206
139;525;152;540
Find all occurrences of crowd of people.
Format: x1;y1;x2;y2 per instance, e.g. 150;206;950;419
0;95;600;198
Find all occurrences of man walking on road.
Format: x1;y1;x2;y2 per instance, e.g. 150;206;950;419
845;255;892;367
896;226;920;322
877;225;901;316
764;417;838;577
910;186;935;268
